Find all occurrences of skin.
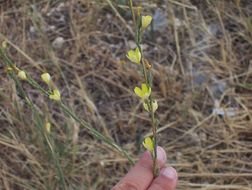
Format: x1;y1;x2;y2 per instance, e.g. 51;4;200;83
112;146;178;190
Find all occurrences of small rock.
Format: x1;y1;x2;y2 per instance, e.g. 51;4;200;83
212;107;236;117
29;26;36;34
52;37;65;49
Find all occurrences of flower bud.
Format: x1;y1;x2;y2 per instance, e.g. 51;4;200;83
17;70;27;80
41;73;51;85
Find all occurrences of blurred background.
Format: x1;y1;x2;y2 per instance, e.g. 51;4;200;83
0;0;252;189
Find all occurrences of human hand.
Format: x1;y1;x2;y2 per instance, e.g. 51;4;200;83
112;146;177;190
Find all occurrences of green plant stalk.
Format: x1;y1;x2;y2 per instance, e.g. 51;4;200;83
149;94;159;176
59;103;133;164
37;111;67;190
135;14;159;176
0;48;134;165
128;0;136;26
3;67;67;189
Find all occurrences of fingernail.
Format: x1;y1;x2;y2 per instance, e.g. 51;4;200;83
156;146;167;163
160;167;177;180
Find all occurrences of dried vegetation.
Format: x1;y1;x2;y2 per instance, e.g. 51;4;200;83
0;0;252;189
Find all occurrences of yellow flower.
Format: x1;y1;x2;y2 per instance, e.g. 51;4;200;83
49;89;61;101
134;83;151;99
143;137;154;152
17;70;27;80
45;122;51;133
2;41;7;49
41;73;51;85
141;15;152;29
143;99;158;112
126;47;141;64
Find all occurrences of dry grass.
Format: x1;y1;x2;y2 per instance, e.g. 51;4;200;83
0;0;252;189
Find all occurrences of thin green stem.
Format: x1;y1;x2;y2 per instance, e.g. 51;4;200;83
5;68;67;189
128;0;136;26
149;94;159;176
60;103;134;164
134;14;159;176
0;48;134;165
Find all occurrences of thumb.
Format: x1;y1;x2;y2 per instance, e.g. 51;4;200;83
112;146;167;190
148;167;178;190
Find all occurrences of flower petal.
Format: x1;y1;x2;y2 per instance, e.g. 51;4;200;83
134;47;141;64
134;87;143;98
143;137;154;152
141;83;148;93
126;48;141;64
141;83;151;98
142;15;152;29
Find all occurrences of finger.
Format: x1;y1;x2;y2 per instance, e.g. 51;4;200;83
148;167;177;190
112;146;167;190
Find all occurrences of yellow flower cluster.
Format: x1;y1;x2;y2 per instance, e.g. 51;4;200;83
126;15;158;154
133;83;158;113
16;69;61;101
126;15;152;65
41;72;61;101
